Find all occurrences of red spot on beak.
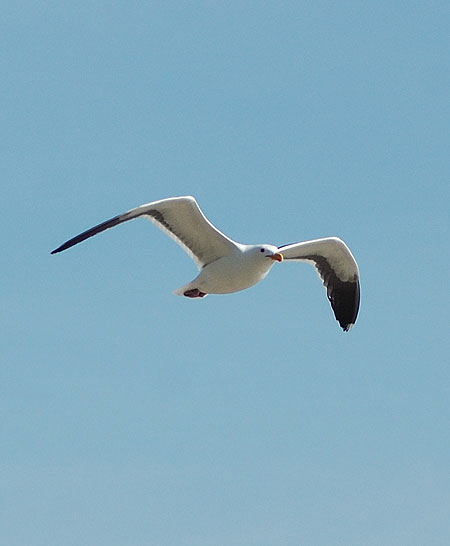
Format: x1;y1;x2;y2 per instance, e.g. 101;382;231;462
270;253;283;262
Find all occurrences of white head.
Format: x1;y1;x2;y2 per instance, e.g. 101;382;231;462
245;244;284;263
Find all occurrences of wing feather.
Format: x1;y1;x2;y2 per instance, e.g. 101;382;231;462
278;237;360;331
51;196;239;268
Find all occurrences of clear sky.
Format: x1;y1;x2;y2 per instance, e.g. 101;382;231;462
2;2;449;545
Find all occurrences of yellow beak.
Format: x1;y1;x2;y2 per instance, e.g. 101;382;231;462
269;253;284;262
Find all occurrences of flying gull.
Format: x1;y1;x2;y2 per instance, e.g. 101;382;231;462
51;196;360;331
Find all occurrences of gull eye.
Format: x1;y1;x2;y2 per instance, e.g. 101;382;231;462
260;248;265;253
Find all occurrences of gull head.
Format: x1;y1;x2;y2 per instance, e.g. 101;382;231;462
248;244;283;262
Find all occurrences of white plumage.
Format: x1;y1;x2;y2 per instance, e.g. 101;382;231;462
52;196;360;331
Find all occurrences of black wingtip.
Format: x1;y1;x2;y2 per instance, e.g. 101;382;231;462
49;212;127;256
51;242;72;254
329;280;360;332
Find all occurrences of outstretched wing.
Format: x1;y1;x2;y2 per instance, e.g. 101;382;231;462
278;237;360;331
51;196;240;268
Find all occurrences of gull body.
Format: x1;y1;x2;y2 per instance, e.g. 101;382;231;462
51;196;360;331
174;244;282;297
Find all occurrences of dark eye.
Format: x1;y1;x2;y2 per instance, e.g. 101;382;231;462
260;248;265;253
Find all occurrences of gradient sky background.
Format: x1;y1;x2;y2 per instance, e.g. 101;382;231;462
2;2;450;545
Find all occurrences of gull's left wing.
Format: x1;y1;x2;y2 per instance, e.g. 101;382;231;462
51;196;240;268
278;237;360;331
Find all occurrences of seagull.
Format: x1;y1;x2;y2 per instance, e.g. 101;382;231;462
51;196;360;331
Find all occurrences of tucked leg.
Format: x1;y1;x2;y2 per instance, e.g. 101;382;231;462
183;288;207;298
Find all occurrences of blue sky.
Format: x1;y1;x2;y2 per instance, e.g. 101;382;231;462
2;2;450;545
